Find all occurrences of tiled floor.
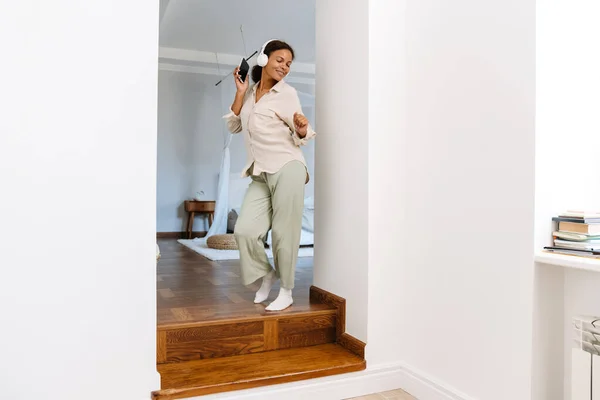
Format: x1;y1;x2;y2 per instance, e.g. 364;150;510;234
347;389;417;400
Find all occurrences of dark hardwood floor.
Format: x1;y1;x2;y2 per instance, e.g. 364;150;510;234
154;239;366;399
157;238;316;328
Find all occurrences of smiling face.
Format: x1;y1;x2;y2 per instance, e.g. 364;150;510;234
264;49;293;82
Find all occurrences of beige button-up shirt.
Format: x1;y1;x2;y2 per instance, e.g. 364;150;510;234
223;80;316;182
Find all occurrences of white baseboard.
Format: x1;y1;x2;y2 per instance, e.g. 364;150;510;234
393;363;477;400
184;362;476;400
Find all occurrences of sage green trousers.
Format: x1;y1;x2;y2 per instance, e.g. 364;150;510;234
234;161;306;289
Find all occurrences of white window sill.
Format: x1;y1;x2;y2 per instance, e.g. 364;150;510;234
535;250;600;273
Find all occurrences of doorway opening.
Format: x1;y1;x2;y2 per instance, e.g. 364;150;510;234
154;0;364;398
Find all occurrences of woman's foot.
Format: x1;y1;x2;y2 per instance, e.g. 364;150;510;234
254;270;277;303
266;288;293;311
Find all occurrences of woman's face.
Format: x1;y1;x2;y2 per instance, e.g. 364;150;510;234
265;49;293;81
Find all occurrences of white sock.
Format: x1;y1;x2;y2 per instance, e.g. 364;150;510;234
254;270;276;304
265;288;293;311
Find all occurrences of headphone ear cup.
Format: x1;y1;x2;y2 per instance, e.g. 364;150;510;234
256;53;268;67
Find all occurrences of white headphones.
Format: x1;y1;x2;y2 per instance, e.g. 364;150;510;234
256;39;276;67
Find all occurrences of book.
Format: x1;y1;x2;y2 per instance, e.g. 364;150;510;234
543;246;600;258
553;231;600;241
560;210;600;219
554;239;600;251
552;216;600;224
556;221;600;235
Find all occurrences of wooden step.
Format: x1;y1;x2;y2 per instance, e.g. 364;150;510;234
157;305;338;364
152;343;366;399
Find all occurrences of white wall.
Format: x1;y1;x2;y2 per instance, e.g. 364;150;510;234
314;0;370;342
294;83;317;199
316;6;536;400
1;0;543;399
532;264;566;400
157;70;200;232
157;72;315;232
157;71;247;232
533;2;600;399
0;1;159;399
369;1;536;399
535;0;600;249
366;0;407;366
403;1;536;397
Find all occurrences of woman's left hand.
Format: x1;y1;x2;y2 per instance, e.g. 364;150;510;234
293;112;308;137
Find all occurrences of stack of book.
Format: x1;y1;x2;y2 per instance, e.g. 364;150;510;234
544;210;600;258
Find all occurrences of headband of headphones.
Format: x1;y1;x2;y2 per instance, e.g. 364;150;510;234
256;39;277;67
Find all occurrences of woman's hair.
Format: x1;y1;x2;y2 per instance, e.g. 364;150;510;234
251;40;295;83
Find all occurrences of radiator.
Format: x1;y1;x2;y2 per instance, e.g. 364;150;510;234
572;316;600;400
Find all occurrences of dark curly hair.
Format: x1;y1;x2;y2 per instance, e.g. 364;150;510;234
251;40;295;83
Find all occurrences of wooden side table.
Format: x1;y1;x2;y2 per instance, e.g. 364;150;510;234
184;200;216;239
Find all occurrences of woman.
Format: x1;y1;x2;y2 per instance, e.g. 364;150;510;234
223;39;316;311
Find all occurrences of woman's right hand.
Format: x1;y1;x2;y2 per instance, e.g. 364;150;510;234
233;67;249;94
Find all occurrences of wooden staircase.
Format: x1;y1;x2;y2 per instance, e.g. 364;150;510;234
152;286;366;399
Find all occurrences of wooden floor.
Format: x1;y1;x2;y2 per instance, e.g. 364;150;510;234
348;389;418;400
156;343;365;399
154;239;365;399
157;238;318;327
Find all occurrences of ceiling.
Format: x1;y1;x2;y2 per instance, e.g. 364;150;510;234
159;0;316;63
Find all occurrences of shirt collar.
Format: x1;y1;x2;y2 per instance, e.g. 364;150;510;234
272;79;286;92
252;79;286;93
